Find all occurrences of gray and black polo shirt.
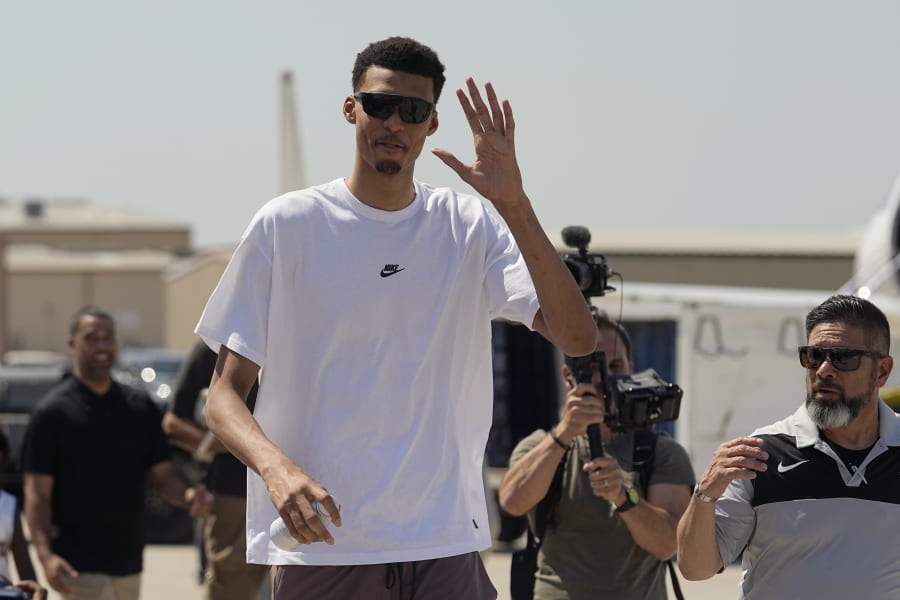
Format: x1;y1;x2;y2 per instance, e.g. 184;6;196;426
714;399;900;599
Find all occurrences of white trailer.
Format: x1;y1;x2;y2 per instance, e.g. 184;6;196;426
592;283;900;475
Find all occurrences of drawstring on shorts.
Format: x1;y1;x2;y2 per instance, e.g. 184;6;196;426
385;561;418;599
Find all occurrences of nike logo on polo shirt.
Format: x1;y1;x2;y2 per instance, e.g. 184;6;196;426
777;460;810;473
380;264;405;278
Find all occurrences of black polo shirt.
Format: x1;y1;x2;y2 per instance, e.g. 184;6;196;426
714;400;900;599
22;376;170;575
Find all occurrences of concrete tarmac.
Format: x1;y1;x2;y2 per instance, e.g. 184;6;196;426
26;542;742;599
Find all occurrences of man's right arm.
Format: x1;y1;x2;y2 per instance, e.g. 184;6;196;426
206;346;281;482
24;474;76;594
676;436;768;580
675;488;725;579
501;383;606;515
206;345;340;545
22;474;53;568
499;431;567;516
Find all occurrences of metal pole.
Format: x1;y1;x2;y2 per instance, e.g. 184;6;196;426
0;235;7;361
279;70;305;194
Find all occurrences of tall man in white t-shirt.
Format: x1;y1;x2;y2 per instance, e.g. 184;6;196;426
196;36;595;600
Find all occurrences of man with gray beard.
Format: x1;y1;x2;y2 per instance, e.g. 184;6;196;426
676;294;900;599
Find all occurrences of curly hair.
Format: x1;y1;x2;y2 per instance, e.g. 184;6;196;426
351;36;446;103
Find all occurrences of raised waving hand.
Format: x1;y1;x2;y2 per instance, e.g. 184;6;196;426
432;77;526;213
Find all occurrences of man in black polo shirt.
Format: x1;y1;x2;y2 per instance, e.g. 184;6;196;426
162;339;268;599
677;294;900;599
22;305;212;599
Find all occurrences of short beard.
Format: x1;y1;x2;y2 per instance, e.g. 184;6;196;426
375;161;401;175
805;383;873;430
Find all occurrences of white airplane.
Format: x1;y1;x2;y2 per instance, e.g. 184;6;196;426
843;171;900;299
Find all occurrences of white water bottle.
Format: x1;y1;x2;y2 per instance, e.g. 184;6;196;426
269;499;338;551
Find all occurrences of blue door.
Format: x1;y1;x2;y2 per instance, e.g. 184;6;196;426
622;319;678;437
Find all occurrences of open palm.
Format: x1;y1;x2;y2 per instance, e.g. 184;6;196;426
433;77;525;212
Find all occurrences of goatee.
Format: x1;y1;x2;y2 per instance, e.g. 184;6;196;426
376;161;401;175
805;381;873;429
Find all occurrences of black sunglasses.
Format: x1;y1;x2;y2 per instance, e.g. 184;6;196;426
797;346;886;372
353;92;435;124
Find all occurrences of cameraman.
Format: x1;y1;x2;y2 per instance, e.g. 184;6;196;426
499;314;695;599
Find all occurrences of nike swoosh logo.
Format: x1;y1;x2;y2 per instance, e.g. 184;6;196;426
777;460;810;473
380;268;405;278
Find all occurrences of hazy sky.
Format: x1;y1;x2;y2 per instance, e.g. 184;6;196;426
4;1;900;248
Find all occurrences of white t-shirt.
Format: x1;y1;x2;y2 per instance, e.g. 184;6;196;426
196;178;540;565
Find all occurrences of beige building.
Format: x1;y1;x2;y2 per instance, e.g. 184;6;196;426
0;198;190;356
5;245;177;351
163;249;235;351
0;197;862;358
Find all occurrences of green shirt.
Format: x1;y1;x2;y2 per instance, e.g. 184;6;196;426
510;429;695;600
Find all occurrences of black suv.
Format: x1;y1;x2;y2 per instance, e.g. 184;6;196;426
112;347;194;545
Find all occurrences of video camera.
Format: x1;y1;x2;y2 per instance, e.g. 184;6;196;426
561;226;615;298
561;226;682;443
564;351;682;433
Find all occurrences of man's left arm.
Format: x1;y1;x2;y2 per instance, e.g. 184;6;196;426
432;77;594;356
617;482;692;560
147;460;213;518
585;454;692;560
506;208;596;357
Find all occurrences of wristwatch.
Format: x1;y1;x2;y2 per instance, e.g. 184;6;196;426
693;483;720;504
614;483;640;513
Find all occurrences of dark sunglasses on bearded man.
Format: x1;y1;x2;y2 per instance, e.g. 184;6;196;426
797;345;886;372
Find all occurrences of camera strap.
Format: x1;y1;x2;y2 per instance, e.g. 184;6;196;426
510;444;569;600
632;429;685;600
513;431;685;600
632;429;657;495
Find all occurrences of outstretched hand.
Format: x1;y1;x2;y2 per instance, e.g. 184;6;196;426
432;77;525;213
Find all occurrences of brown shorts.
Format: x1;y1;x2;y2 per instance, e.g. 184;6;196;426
272;551;497;600
60;572;141;600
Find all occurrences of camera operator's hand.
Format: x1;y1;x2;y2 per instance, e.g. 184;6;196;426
554;382;606;444
584;456;628;503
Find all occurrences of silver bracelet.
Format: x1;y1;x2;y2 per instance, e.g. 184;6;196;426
693;483;719;504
